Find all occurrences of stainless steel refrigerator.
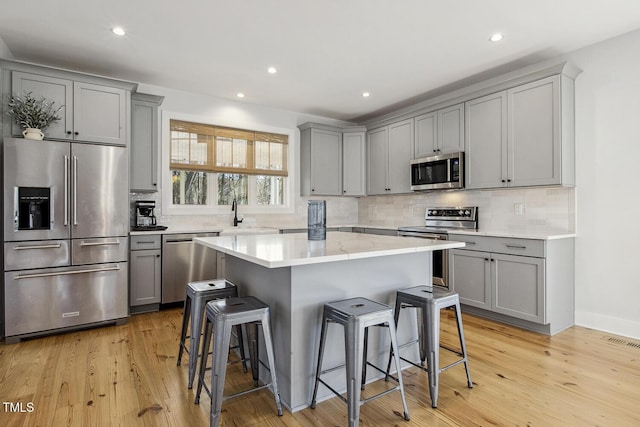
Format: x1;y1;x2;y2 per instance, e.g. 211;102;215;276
3;137;128;342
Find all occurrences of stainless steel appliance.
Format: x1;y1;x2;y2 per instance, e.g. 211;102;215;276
133;200;167;231
3;137;129;341
410;151;464;191
398;207;478;288
161;233;219;304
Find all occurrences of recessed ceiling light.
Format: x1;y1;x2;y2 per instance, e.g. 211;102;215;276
362;92;371;98
267;66;277;74
237;92;245;98
489;33;504;42
112;27;126;36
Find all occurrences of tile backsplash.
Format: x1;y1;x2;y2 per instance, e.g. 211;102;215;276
357;187;576;233
131;186;575;233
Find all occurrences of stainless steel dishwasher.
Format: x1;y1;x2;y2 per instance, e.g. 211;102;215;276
161;232;219;304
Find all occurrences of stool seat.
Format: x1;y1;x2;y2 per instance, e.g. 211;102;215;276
311;297;410;427
387;285;473;408
195;296;283;427
177;279;246;389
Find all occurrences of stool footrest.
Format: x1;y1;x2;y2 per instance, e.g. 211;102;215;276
361;385;401;405
316;378;348;405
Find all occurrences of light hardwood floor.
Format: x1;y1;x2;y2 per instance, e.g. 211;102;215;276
1;307;639;426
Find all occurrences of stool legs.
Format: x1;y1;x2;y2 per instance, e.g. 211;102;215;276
209;316;234;426
260;308;283;416
310;317;329;408
345;319;364;427
425;302;439;407
188;297;206;388
177;296;191;366
454;301;473;389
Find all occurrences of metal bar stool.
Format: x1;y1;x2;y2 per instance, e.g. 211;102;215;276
194;296;283;427
385;285;473;408
311;297;410;427
177;279;247;389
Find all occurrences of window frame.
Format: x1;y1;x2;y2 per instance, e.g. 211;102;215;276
161;111;295;216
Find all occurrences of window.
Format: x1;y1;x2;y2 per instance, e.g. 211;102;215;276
166;119;290;212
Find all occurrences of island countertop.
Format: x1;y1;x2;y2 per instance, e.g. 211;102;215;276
195;231;465;268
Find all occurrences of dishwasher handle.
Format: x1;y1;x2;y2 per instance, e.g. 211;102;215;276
164;238;194;243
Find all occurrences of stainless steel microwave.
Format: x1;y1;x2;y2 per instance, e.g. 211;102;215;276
410;151;464;191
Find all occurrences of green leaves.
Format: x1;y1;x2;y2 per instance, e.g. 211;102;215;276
6;92;63;131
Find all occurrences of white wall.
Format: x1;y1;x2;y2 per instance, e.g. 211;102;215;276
132;83;360;229
566;29;640;339
0;36;14;59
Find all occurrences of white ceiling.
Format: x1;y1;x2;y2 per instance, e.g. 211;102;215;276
2;0;640;122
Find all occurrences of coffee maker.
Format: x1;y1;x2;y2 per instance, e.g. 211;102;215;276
134;200;165;230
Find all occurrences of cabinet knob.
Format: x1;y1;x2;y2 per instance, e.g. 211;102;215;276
156;254;160;258
507;179;511;183
501;179;506;183
74;132;79;136
311;189;315;192
433;149;437;152
66;131;72;135
153;183;157;186
484;258;489;261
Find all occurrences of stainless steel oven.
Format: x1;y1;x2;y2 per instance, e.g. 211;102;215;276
398;207;478;289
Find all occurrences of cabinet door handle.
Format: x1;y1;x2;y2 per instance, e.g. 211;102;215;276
506;244;527;249
465;241;476;245
135;241;157;244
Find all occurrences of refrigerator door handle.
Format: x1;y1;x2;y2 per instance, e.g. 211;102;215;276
64;155;69;226
73;155;78;226
14;265;121;280
79;240;121;247
14;244;63;250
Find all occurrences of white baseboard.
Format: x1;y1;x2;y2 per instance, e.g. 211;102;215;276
575;310;640;340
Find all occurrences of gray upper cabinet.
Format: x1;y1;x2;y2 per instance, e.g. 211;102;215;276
414;103;464;159
465;75;574;189
464;91;508;189
299;123;366;197
342;129;366;196
11;72;72;140
11;70;130;146
130;93;164;192
368;119;413;195
299;124;342;196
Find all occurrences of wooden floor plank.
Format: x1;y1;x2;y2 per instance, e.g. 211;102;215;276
1;307;639;426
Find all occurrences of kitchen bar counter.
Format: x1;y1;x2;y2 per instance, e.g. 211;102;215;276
195;231;463;268
194;232;463;411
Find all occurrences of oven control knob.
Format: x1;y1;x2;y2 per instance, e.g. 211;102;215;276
458;209;464;215
465;210;471;216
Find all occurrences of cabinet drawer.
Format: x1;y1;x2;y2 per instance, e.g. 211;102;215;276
449;234;545;257
130;234;162;250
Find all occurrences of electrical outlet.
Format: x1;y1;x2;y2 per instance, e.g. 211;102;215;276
514;203;524;215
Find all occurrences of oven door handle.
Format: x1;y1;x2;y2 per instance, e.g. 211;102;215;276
397;231;446;240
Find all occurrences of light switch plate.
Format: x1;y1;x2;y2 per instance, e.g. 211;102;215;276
514;203;524;215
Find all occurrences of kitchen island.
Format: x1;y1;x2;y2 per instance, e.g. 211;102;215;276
195;231;464;411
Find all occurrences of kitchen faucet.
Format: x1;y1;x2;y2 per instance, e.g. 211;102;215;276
232;199;243;227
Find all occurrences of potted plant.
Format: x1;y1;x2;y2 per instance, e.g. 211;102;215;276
6;92;63;140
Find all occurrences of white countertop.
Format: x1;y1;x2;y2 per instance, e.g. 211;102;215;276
195;231;465;268
129;226;280;236
448;229;576;240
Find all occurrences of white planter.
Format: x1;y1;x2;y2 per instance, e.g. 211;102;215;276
23;128;44;140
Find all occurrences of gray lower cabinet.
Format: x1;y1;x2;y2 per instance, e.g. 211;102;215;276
449;234;574;335
130;93;164;192
130;235;162;310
